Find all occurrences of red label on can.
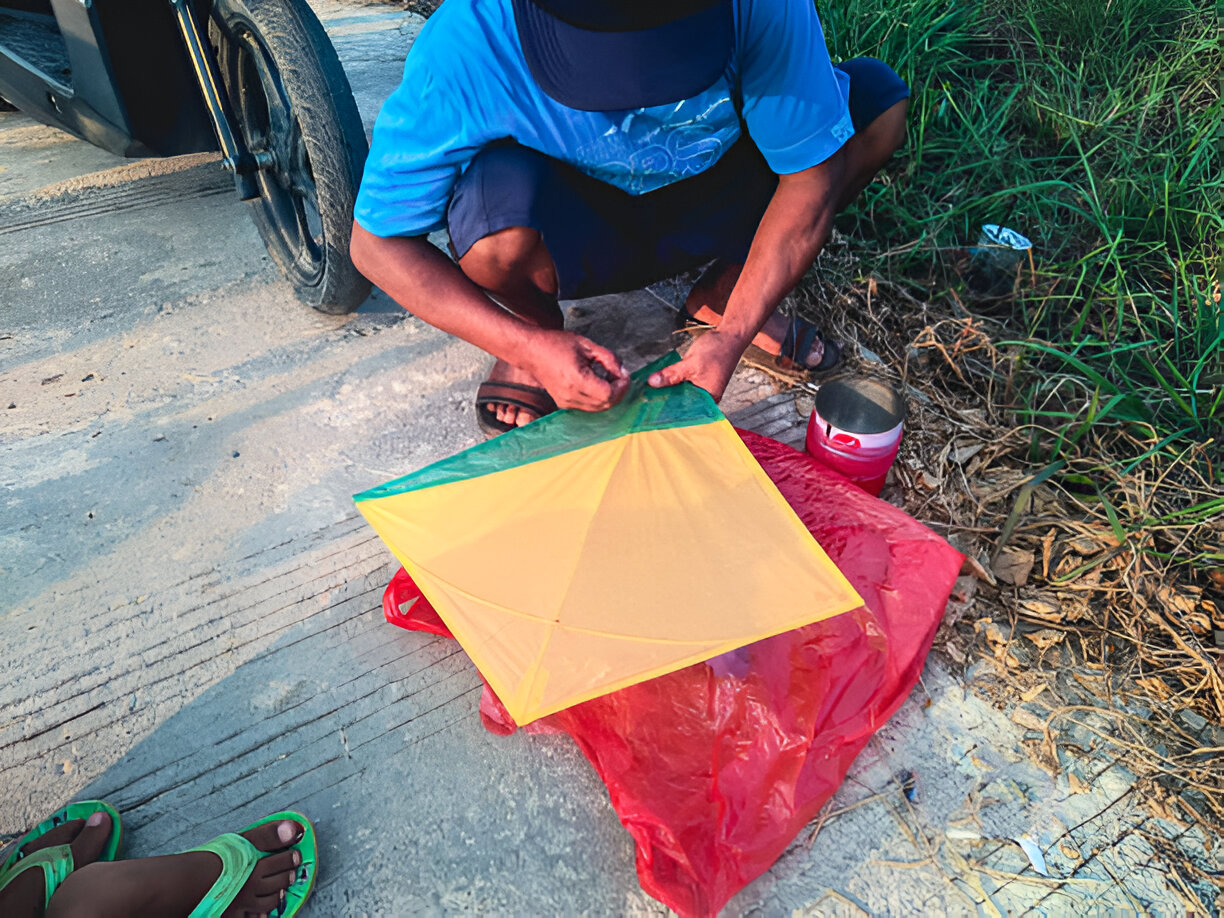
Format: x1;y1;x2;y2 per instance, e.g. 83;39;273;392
831;432;861;449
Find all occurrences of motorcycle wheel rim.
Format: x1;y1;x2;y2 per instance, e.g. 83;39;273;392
223;18;326;289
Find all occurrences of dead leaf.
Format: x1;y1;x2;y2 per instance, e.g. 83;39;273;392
1024;629;1065;652
1057;595;1091;623
976;618;1004;646
1059;841;1082;860
962;554;997;585
1019;595;1064;622
1156;585;1200;618
971;469;1030;503
1068;771;1089;794
1185;611;1212;636
974;619;1020;666
1011;707;1047;731
1040;528;1056;579
949;442;984;465
1066;536;1105;555
1021;684;1049;703
993;548;1035;586
1054;554;1084;578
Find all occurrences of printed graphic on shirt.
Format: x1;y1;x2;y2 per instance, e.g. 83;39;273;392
568;83;742;195
829;112;854;147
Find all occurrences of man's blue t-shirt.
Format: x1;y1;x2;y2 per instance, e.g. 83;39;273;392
355;0;854;238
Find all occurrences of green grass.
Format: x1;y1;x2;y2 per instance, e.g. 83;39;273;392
817;0;1223;558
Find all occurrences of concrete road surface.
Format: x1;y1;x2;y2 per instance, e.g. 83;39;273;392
1;3;1208;915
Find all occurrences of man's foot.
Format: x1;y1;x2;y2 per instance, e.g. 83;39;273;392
475;359;557;433
46;817;307;918
682;261;837;371
0;811;113;918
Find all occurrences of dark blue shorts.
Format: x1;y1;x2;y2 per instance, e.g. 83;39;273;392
448;57;909;299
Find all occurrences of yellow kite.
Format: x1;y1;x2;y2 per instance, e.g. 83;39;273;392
355;355;862;725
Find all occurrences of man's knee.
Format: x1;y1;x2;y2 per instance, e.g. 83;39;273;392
874;98;908;157
838;56;909;161
842;97;908;177
448;141;561;296
459;226;555;292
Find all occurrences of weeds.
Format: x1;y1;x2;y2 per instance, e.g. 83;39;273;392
805;0;1222;903
814;0;1220;568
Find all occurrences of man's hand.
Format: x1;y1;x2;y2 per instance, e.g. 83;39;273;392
646;329;744;402
350;227;629;414
646;154;847;402
524;328;630;412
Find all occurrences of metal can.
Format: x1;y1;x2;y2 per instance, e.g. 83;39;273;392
805;376;905;496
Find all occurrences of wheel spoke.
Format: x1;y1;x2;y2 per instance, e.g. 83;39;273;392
292;198;317;261
249;41;292;148
217;24;325;285
289;132;316;199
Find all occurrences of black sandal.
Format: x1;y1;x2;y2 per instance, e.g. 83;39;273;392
474;381;558;438
779;314;841;373
676;308;842;377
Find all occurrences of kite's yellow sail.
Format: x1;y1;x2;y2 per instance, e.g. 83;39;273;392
356;356;862;724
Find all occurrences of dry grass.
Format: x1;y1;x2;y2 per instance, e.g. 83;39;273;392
790;256;1223;883
792;1;1222;899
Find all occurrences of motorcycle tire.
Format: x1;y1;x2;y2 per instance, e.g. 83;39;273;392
209;0;371;314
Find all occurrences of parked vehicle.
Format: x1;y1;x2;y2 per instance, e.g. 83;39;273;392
0;0;371;313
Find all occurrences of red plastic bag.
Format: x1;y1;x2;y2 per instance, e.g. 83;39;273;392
382;431;964;915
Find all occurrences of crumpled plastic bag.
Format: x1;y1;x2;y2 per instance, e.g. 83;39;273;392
382;430;964;915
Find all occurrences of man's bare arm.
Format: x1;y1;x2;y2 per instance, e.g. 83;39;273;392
350;224;627;411
648;151;846;399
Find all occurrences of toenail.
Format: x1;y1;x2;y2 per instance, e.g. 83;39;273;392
292;850;301;866
86;812;105;827
276;821;298;844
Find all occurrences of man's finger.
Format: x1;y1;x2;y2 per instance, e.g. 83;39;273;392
573;374;615;410
579;338;627;380
600;372;630;409
647;361;690;388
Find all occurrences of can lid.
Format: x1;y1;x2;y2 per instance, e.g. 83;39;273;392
979;224;1032;251
815;376;905;434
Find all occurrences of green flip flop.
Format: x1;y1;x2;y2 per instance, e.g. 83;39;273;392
184;811;318;918
0;799;122;877
0;844;76;909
